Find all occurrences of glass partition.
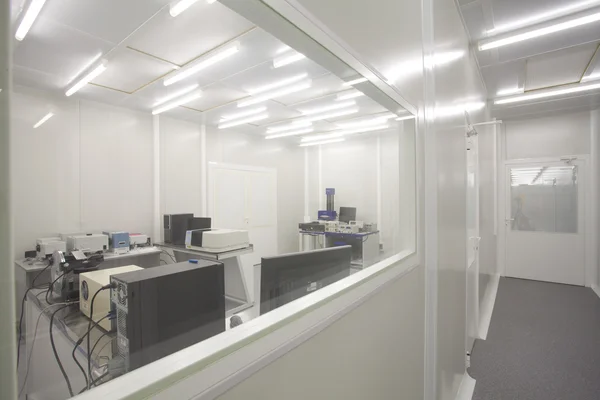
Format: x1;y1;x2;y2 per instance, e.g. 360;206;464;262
9;1;417;398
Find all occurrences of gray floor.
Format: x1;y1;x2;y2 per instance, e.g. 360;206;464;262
469;277;600;400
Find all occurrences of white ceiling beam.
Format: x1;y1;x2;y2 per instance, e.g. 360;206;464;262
581;44;600;82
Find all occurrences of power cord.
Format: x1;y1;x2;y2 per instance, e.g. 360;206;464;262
87;284;115;389
71;313;112;390
160;250;176;263
49;304;75;397
16;261;51;369
46;270;70;305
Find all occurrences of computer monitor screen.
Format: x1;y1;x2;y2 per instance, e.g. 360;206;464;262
260;246;352;315
339;207;357;223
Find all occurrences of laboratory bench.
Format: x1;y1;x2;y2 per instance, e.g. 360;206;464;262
298;230;381;268
14;247;161;328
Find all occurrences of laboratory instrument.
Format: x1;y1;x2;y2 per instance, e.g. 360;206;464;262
318;188;338;221
129;234;152;248
49;250;104;301
185;229;250;252
66;233;108;253
104;231;130;254
36;237;67;259
163;213;194;245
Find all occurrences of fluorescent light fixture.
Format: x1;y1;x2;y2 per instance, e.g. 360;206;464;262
339;124;390;135
265;128;314;139
15;0;47;41
164;43;239;86
336;116;389;128
152;91;202;115
266;120;312;134
496;87;524;96
33;112;54;128
170;0;215;17
237;80;312;108
301;132;344;142
248;73;308;95
487;0;600;34
299;138;345;147
299;100;356;115
207;0;217;3
220;106;267;122
276;45;292;55
479;12;600;51
65;63;107;97
494;82;600;105
153;84;200;107
395;115;416;121
581;73;600;82
304;107;359;122
273;52;306;68
218;113;269;129
343;77;368;86
336;91;365;101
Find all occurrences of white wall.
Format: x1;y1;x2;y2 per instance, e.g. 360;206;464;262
205;127;305;255
217;265;425;400
11;87;154;256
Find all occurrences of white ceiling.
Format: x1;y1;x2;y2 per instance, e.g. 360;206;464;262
10;0;406;140
459;0;600;116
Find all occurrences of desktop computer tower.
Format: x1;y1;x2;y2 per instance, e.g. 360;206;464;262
111;260;225;372
163;213;193;245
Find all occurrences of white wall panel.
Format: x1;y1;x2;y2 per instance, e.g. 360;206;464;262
505;111;591;160
79;101;154;235
205;128;304;254
217;265;425;400
11;88;80;257
159;116;202;216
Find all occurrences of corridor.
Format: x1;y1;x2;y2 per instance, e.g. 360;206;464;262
470;278;600;400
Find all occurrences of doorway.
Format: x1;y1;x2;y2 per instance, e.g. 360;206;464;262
504;159;585;286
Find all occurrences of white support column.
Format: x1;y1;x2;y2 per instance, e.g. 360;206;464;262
318;146;323;210
376;135;383;242
304;147;310;220
153;115;161;242
0;0;16;396
200;114;208;216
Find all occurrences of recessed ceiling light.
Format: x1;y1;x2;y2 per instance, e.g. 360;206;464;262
299;138;345;147
273;52;306;68
486;0;600;34
220;107;267;122
299;100;356;115
494;82;600;104
153;84;200;107
15;0;47;41
164;43;239;86
343;77;368;86
336;91;365;101
496;87;524;96
33;112;54;129
248;73;309;95
304;107;359;122
266;120;313;134
265;128;314;139
170;0;216;17
301;132;344;142
395;115;416;121
237;80;312;108
218;113;269;129
65;63;107;97
339;124;390;135
152;91;202;115
479;12;600;51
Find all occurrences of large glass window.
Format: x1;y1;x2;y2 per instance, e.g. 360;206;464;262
10;1;417;398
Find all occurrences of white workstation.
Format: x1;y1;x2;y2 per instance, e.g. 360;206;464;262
8;1;416;399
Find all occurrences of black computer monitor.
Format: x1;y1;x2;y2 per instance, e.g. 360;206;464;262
260;246;352;315
188;217;211;231
339;207;357;223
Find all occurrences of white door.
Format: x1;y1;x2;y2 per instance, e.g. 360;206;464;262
208;163;278;300
505;160;584;286
466;134;480;354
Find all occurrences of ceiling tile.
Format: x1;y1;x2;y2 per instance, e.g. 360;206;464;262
37;0;171;44
181;82;248;112
275;74;347;105
13;17;113;89
92;48;174;93
126;2;255;65
525;43;597;90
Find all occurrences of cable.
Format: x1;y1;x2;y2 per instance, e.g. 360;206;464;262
87;285;112;389
78;371;110;394
50;304;75;397
93;336;116;367
16;262;51;369
18;301;76;398
71;314;111;391
160;249;176;263
89;331;110;361
46;270;69;305
160;260;168;265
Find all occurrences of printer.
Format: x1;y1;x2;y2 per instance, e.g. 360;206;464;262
185;229;250;253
